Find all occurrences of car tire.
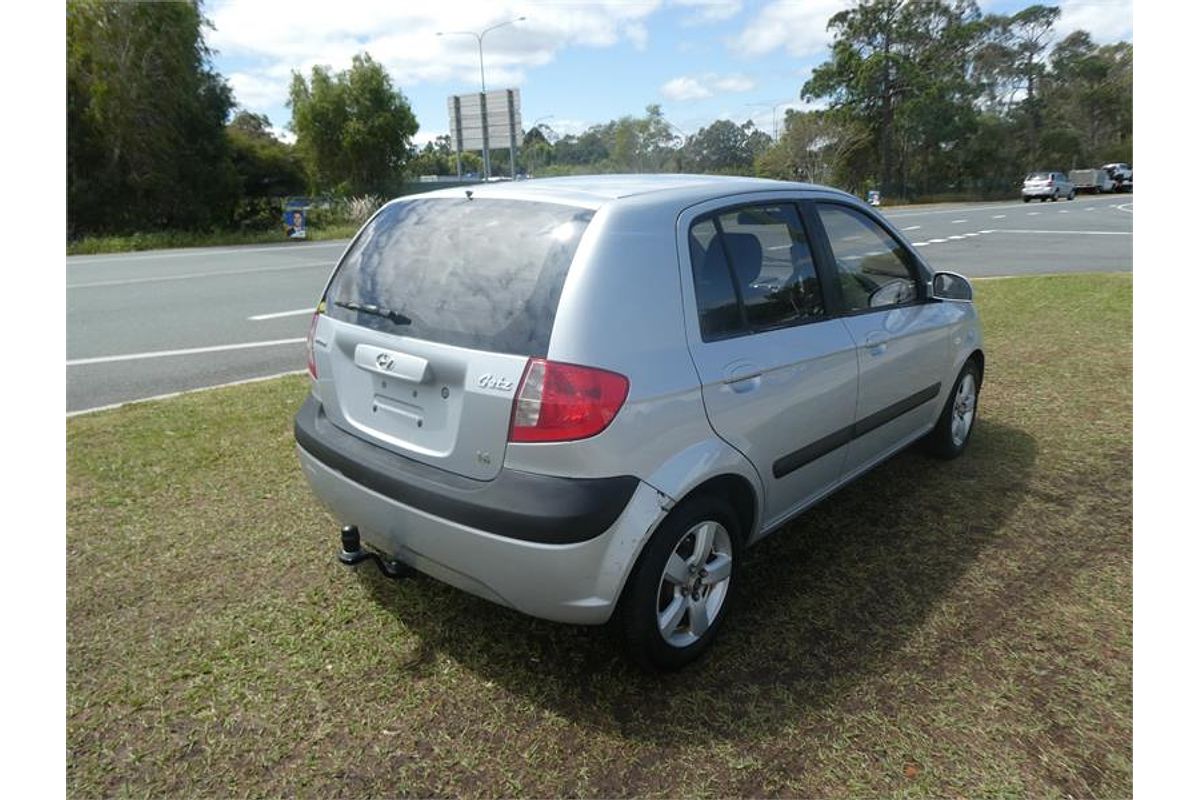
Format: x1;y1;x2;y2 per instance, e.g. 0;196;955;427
620;494;742;672
1068;190;1076;200
1023;196;1031;203
923;360;981;460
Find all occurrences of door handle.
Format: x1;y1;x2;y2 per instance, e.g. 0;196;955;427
863;332;889;355
722;362;763;393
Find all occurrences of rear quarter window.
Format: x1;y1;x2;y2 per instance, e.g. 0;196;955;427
325;198;594;357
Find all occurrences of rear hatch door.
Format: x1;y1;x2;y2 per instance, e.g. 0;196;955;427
317;195;594;481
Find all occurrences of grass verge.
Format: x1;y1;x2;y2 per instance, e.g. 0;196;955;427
67;273;1131;797
66;224;360;255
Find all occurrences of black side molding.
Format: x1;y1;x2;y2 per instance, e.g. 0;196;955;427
294;396;639;545
773;383;941;479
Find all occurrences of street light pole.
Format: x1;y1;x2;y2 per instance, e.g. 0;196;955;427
438;17;525;179
746;100;791;140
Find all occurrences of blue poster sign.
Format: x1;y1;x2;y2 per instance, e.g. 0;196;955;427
284;207;307;239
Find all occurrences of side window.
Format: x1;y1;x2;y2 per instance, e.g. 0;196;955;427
688;219;743;340
816;203;921;313
713;205;824;330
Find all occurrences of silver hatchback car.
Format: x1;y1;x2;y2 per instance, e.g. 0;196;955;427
1022;171;1076;202
295;174;984;670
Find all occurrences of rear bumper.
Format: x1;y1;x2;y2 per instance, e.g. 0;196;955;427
1022;187;1057;197
294;395;638;544
294;396;668;624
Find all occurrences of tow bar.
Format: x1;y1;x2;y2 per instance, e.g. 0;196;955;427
338;525;413;579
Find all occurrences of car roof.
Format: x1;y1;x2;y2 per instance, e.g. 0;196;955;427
404;173;856;210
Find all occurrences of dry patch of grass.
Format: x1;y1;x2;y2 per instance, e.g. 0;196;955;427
67;273;1131;797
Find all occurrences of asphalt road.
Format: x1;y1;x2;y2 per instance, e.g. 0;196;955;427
66;194;1132;413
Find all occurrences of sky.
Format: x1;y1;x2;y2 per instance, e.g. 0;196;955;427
205;0;1133;146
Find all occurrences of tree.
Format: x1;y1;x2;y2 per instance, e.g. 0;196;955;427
288;53;419;195
1006;4;1062;166
681;119;770;174
804;0;911;195
754;110;853;185
67;0;239;234
1044;33;1132;165
226;111;307;198
803;1;996;197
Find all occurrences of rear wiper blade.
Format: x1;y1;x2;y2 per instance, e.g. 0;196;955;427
334;300;412;326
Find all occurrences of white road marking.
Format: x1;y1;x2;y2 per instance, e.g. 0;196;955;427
992;214;1006;219
1086;207;1096;211
1117;203;1133;213
68;241;348;264
884;197;1128;218
1027;211;1040;215
67;338;306;367
982;229;1132;235
902;225;921;230
951;219;967;224
927;238;947;243
913;242;929;247
68;261;332;289
67;370;308;417
1059;210;1070;213
963;232;980;237
249;308;315;321
947;235;965;240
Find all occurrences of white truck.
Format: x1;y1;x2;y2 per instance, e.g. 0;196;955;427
1102;163;1133;192
1069;168;1116;194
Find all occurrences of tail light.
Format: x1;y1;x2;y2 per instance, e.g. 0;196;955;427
305;311;320;380
509;358;629;443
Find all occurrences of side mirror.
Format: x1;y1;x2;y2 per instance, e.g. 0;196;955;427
931;271;973;302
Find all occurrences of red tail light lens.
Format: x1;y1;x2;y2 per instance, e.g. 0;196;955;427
509;359;629;443
306;311;320;380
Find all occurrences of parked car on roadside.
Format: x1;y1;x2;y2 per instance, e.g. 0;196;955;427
1022;171;1075;202
294;174;985;670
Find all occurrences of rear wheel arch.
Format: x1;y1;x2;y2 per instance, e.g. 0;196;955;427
615;472;758;612
679;473;758;545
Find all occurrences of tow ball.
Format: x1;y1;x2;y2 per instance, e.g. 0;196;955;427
338;525;413;579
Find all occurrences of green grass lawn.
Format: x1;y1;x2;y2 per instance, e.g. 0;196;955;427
66;273;1132;798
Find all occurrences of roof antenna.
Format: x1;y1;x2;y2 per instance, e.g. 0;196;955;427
465;189;474;200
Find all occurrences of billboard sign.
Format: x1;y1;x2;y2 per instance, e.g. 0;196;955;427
447;89;521;177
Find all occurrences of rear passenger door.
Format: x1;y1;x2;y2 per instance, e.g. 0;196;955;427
679;199;860;532
808;201;952;477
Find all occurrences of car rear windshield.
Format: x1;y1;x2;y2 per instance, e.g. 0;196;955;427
324;197;594;357
1027;172;1051;181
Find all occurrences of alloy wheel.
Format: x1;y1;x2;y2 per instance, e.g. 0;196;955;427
655;520;733;648
951;372;977;447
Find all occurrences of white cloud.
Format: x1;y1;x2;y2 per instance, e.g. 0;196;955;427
1054;0;1132;42
730;0;848;58
206;0;663;108
227;71;287;111
661;77;710;101
661;73;756;101
669;0;743;26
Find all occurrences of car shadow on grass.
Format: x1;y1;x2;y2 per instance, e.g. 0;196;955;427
359;417;1038;744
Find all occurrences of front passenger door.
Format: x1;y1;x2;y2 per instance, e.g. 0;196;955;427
811;202;953;477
